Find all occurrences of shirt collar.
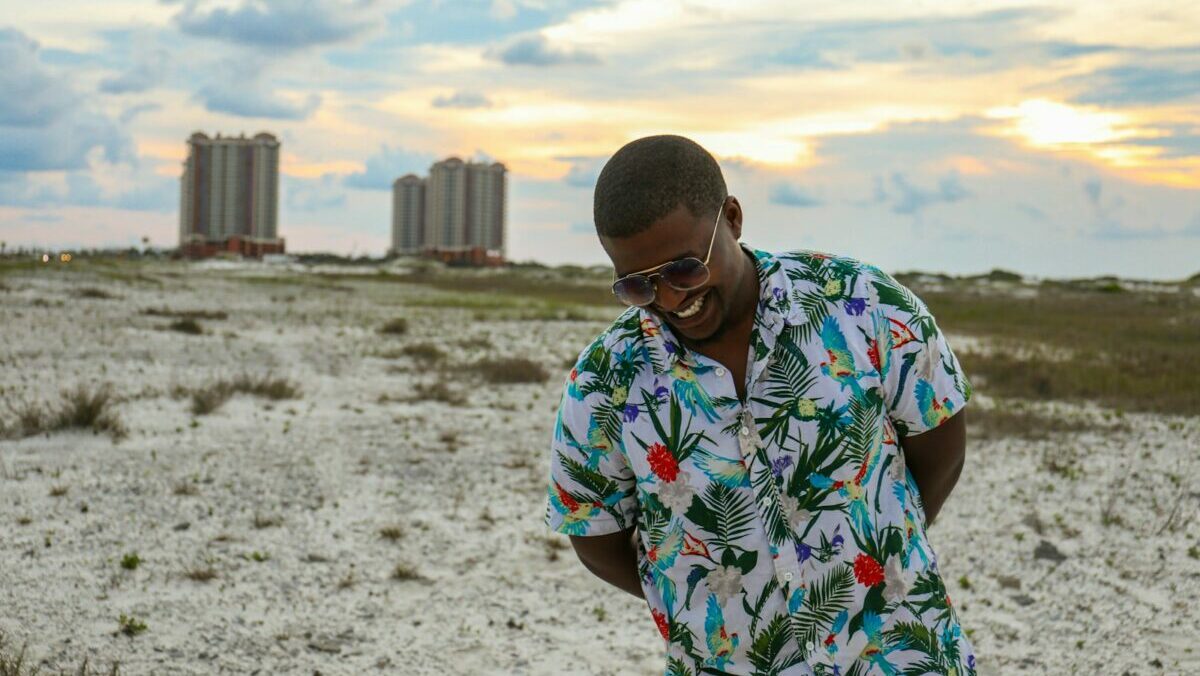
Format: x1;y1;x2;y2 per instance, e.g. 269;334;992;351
632;243;808;375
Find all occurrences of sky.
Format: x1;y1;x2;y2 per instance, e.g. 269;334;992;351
1;0;1198;279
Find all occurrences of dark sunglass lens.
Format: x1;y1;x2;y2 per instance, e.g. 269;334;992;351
613;276;655;306
660;258;709;290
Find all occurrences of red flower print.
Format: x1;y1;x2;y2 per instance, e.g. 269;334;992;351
651;608;669;640
853;553;885;586
646;443;679;482
867;339;881;372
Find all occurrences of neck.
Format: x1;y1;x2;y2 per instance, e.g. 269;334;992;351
678;245;760;354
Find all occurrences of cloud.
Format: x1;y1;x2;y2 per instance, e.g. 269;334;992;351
343;145;435;190
195;59;322;120
287;174;346;212
1067;66;1200;105
0;171;174;211
888;172;970;216
431;90;492;109
99;48;168;94
489;34;600;67
0;29;132;171
119;103;163;124
174;0;379;50
0;29;80;127
1084;178;1102;207
769;183;823;208
558;156;607;189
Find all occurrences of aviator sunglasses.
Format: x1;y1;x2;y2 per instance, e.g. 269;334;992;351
611;200;724;307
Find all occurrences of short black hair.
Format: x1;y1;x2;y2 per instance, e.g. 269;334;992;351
593;135;727;238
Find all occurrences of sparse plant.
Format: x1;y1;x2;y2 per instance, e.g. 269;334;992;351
391;562;424;581
183;562;218;583
406;381;466;406
243;551;270;563
401;342;445;362
120;553;141;571
78;287;115;299
167;318;204;335
116;614;147;637
472;357;549;384
141;308;228;321
49;485;68;497
172;480;199;496
378;318;409;336
185;375;301;416
379;526;404;542
253;513;283;529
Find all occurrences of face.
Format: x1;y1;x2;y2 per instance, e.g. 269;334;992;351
600;197;749;345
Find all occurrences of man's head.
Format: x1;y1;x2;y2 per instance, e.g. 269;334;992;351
594;135;752;344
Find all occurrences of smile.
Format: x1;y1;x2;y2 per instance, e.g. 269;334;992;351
673;291;707;319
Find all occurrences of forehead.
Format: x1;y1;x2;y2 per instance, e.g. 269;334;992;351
600;205;708;276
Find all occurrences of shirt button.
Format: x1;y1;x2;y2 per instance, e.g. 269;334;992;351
806;641;816;652
715;367;726;377
784;572;794;581
739;426;750;436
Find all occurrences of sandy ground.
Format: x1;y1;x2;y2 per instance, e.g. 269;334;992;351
1;262;1197;675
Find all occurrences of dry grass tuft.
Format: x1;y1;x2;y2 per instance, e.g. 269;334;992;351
472;357;549;384
186;375;301;416
252;513;283;529
141;307;228;321
77;287;116;300
378;318;409;336
379;525;404;542
49;485;69;497
406;381;466;407
400;342;446;363
167;318;204;335
4;385;126;441
0;630;122;675
966;404;1108;442
182;564;218;583
391;562;425;581
172;480;199;496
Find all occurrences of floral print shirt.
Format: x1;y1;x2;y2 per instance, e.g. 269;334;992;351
545;245;976;676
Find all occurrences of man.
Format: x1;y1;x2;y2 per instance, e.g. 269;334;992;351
544;135;975;676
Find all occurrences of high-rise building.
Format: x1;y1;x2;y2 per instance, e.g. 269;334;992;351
390;156;506;264
391;174;426;254
179;131;284;258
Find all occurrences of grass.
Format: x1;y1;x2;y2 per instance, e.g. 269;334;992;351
4;384;127;442
471;357;550;384
184;375;301;416
0;631;122;675
166;318;204;335
116;614;147;638
966;403;1110;441
77;287;116;300
391;562;424;581
399;342;445;363
183;564;218;583
403;381;466;406
378;318;409;336
922;284;1200;416
141;307;228;321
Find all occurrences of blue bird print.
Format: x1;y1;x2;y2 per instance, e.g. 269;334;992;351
859;611;900;675
671;360;720;422
704;594;739;671
646;519;686;614
566;414;625;471
915;378;956;429
820;316;871;398
692;447;749;488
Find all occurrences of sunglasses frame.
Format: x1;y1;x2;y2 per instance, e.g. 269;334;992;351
611;199;725;307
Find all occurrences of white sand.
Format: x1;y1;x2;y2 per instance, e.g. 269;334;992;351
0;263;1197;675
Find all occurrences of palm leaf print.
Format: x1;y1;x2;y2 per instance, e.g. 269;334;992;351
746;613;805;675
793;563;855;656
685;483;757;550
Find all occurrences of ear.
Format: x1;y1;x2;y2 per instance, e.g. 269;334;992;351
725;195;744;240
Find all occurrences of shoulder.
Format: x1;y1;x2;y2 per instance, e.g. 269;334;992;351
560;306;659;408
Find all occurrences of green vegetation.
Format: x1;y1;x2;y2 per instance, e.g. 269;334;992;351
116;614;147;637
921;285;1200;416
119;553;141;571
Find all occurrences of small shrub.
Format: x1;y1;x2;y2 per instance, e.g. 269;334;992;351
391;562;424;581
378;318;409;336
168;318;203;335
120;553;141;571
190;385;231;416
472;357;549;384
57;385;127;440
408;381;466;406
78;287;115;300
379;525;404;542
401;342;445;363
253;513;283;529
186;375;301;416
117;614;147;637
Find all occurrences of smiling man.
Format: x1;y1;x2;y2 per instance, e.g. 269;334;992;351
544;135;975;676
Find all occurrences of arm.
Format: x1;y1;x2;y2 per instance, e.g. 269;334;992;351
568;526;645;599
899;408;966;527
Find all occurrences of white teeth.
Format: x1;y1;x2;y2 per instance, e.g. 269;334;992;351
674;293;705;319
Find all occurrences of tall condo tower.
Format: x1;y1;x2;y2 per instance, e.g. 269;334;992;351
179;131;284;258
390;156;506;265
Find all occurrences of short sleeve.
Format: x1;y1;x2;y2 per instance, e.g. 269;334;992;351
543;360;639;537
865;267;972;438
